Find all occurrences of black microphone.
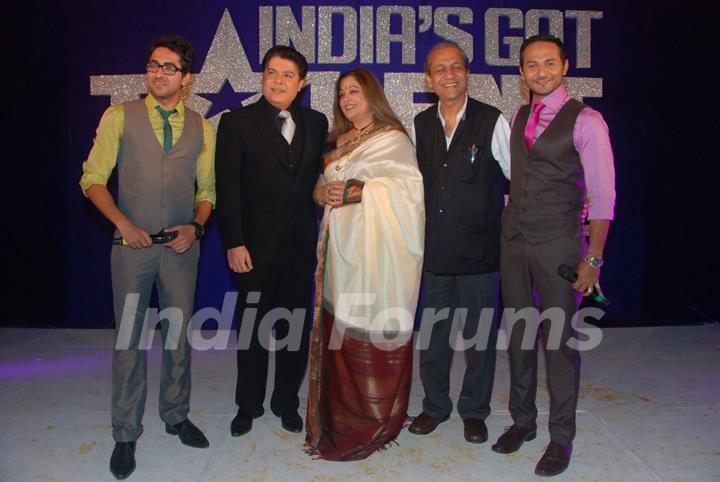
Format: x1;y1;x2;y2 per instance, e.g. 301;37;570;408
557;264;610;306
113;230;178;246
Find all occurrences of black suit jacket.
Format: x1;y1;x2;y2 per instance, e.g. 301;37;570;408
215;96;328;264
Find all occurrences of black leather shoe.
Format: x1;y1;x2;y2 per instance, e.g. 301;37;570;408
280;411;303;433
535;442;572;476
462;418;488;443
491;424;537;454
165;419;209;448
231;412;253;437
109;441;136;480
407;412;450;435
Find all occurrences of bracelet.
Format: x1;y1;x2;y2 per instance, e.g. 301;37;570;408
341;180;351;204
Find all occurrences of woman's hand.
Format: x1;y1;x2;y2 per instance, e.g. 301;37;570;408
315;180;346;207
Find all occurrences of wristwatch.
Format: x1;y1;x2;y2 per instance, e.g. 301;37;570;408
583;254;604;269
190;222;205;240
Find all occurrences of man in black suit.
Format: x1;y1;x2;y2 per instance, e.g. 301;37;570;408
215;45;328;436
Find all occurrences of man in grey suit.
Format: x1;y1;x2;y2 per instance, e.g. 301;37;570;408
492;35;615;477
80;35;215;480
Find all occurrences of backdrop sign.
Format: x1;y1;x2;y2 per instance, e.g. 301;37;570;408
90;6;605;129
31;0;649;328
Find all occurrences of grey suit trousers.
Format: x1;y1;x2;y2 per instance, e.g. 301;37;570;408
110;243;199;442
500;233;582;446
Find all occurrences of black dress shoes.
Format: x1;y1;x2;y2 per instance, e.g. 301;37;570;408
165;419;210;448
462;418;488;443
491;424;537;454
407;412;450;435
535;442;572;477
109;441;136;480
231;412;253;437
280;411;303;433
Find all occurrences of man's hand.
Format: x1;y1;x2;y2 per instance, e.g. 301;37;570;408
576;219;611;296
116;219;152;249
572;260;600;296
86;185;152;249
164;225;196;254
228;246;253;273
314;180;345;207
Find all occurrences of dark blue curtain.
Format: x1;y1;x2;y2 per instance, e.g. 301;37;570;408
6;1;716;327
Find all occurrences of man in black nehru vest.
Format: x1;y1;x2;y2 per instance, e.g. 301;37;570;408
492;35;615;477
408;41;511;443
215;45;328;437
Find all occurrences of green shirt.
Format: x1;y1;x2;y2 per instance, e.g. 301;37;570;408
79;94;216;206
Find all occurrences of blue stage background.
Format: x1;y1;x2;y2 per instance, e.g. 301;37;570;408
6;1;716;327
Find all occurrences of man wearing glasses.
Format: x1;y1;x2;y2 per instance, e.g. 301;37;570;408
80;35;215;480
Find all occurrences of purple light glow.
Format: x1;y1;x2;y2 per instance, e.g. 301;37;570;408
0;353;112;380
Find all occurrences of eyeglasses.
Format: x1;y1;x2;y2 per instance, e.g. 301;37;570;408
146;61;183;75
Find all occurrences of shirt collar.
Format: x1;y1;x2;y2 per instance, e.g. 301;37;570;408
260;96;280;120
531;83;568;113
260;95;297;121
437;94;469;128
144;94;185;116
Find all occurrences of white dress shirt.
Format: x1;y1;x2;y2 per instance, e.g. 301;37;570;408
411;95;511;180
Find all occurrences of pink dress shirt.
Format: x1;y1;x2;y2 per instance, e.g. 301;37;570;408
512;84;616;220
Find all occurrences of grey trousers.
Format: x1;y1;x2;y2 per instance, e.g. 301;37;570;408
110;243;199;442
500;233;582;446
419;270;500;420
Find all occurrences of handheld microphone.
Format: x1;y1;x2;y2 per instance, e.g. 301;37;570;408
113;230;178;246
557;264;610;306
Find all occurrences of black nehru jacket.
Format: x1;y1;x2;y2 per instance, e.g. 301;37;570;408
414;98;507;275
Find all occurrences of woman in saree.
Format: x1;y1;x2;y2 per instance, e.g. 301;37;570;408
304;68;425;461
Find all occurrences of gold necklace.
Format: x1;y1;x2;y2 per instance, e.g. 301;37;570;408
335;126;376;172
329;124;388;176
333;156;352;176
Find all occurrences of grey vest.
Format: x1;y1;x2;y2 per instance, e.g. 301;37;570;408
501;99;585;244
116;100;203;233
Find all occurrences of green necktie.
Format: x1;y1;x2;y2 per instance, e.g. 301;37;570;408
155;105;177;153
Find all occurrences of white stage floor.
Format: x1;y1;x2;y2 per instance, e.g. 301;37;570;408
0;325;718;481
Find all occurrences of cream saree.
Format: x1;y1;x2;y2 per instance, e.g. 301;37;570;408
305;127;425;460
